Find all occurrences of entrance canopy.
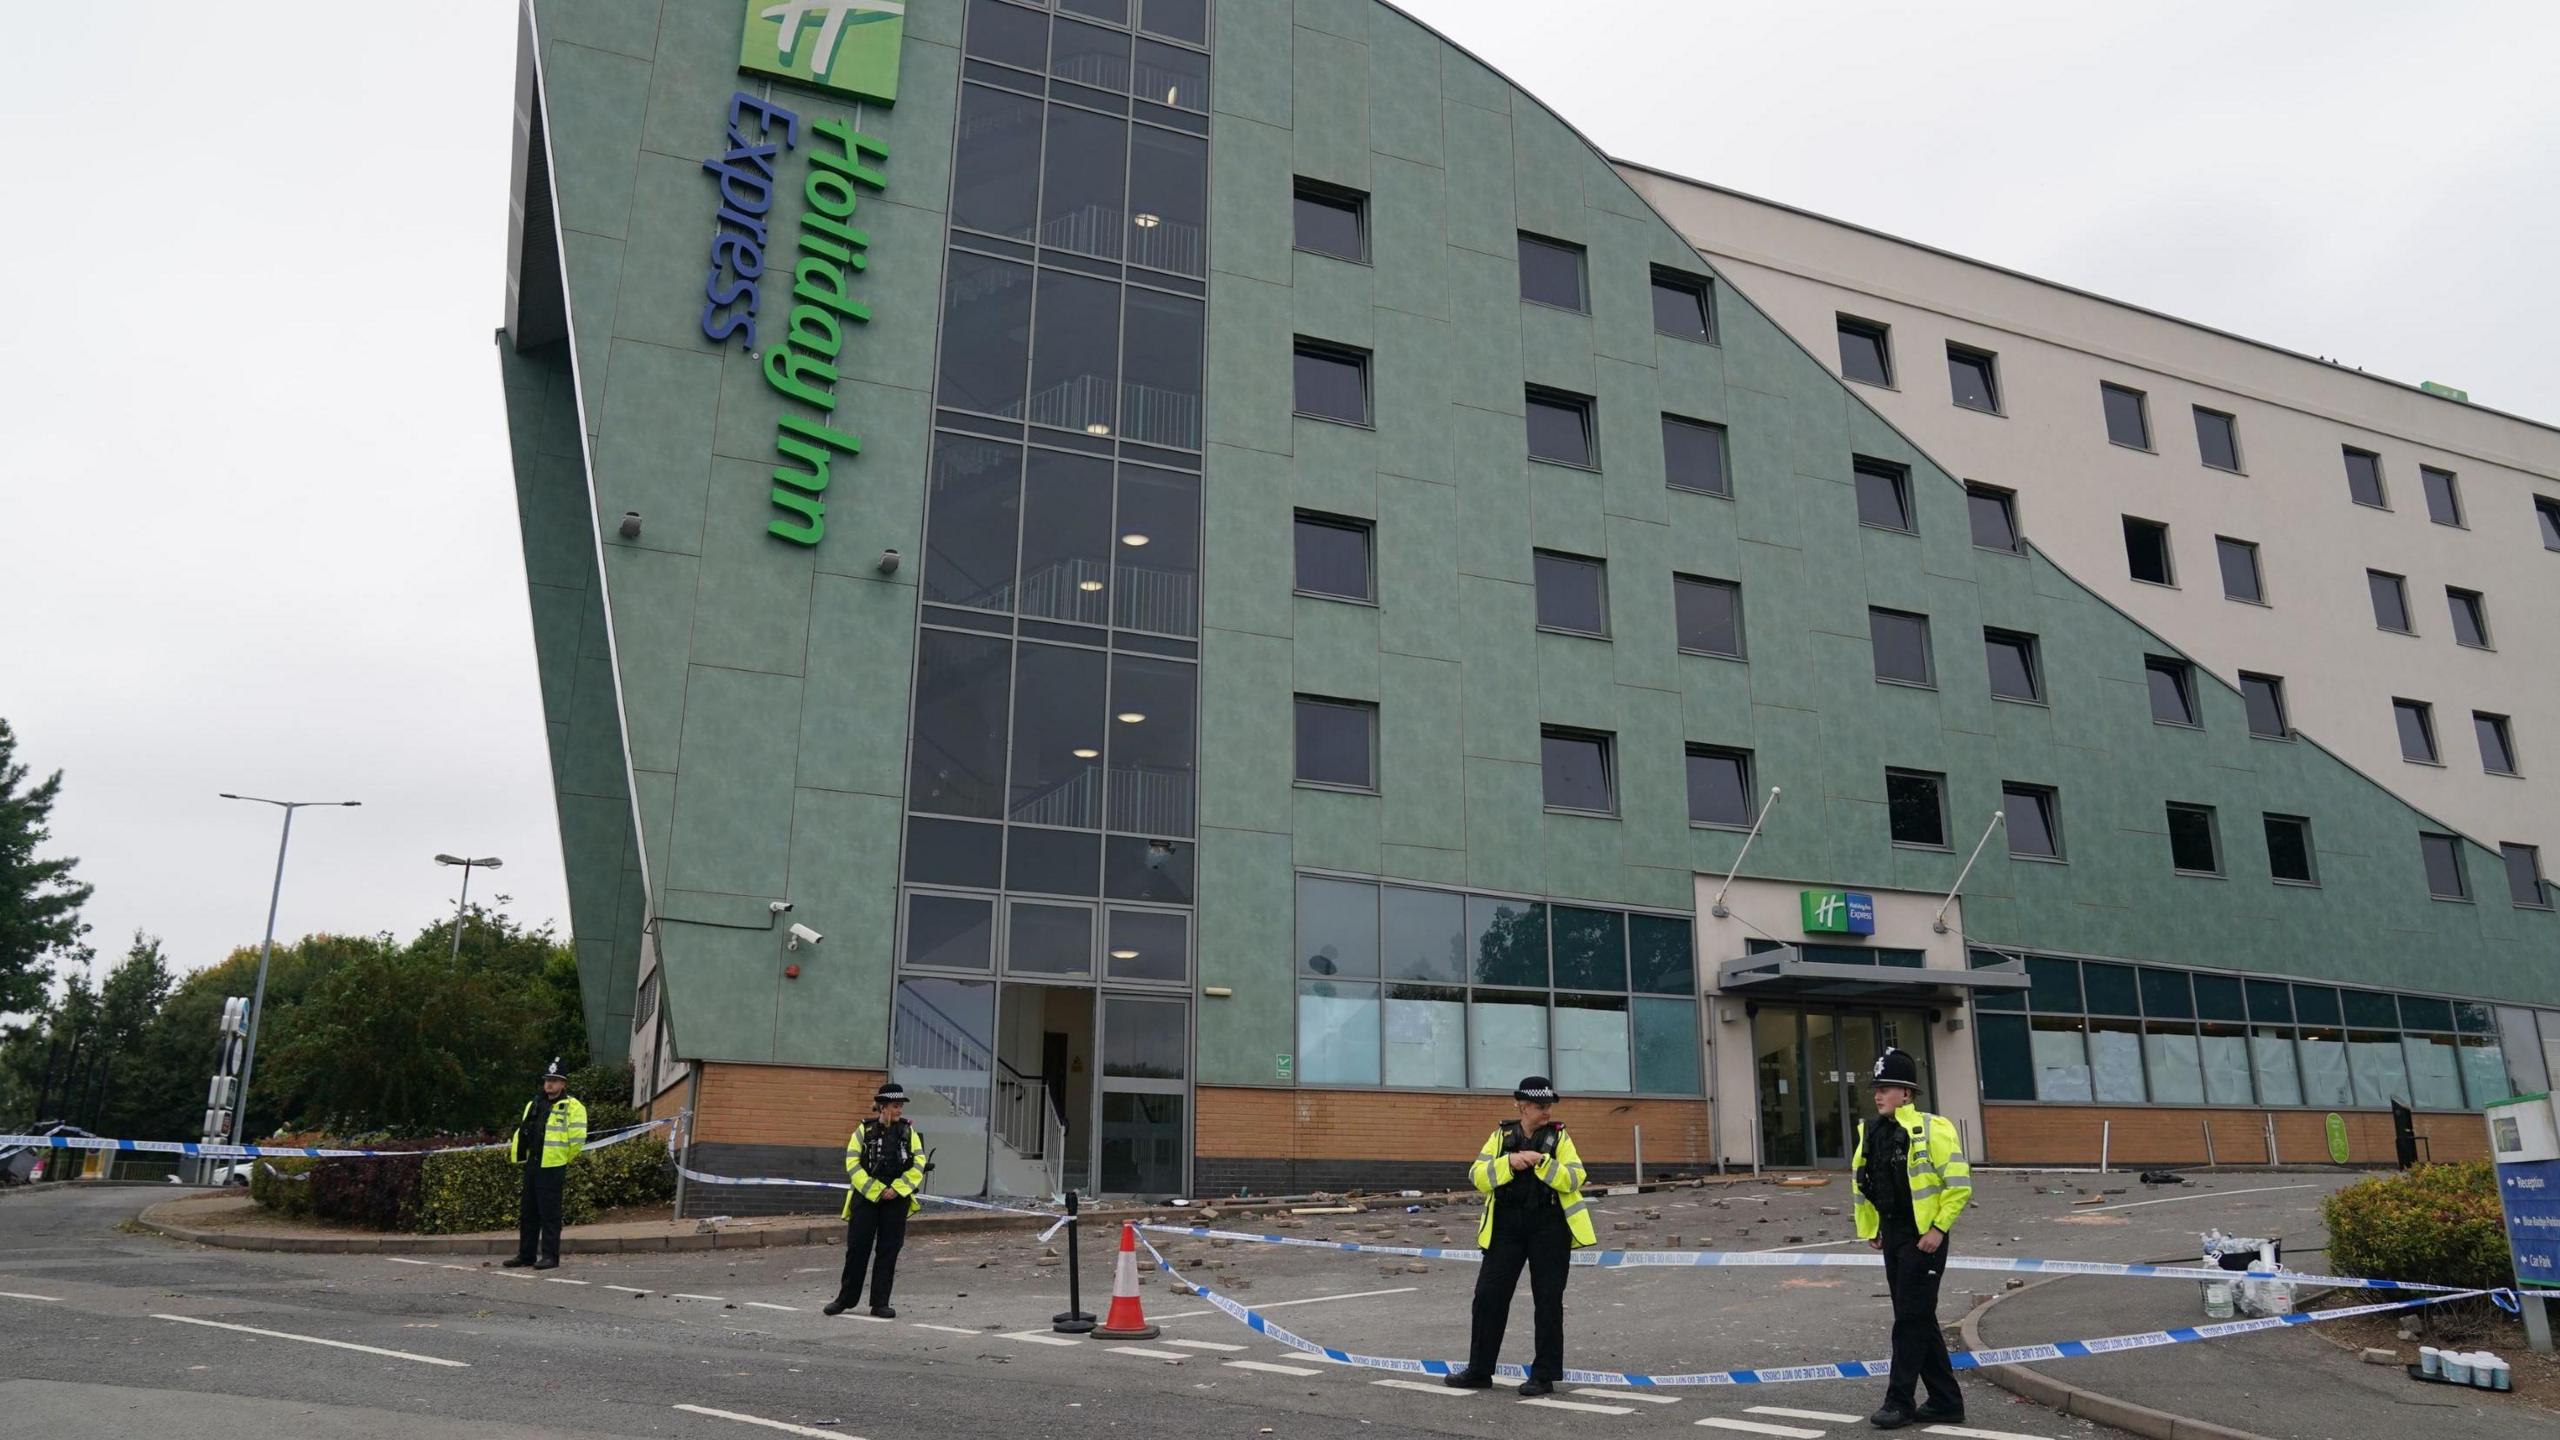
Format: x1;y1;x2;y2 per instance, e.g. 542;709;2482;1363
1716;946;2028;1005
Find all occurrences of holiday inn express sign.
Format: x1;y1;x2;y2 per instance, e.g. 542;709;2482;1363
741;1;906;104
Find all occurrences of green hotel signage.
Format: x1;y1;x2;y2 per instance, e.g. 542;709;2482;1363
1800;889;1877;936
740;2;906;104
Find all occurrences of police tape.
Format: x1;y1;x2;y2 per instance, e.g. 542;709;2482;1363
1129;1227;2513;1387
1132;1222;2475;1296
0;1118;673;1163
666;1159;1073;1236
251;1121;675;1179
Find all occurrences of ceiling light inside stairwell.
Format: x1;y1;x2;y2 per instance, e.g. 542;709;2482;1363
1116;712;1146;724
1132;213;1161;229
1072;747;1099;759
1078;579;1105;591
1110;948;1140;960
1085;422;1112;435
1120;533;1149;546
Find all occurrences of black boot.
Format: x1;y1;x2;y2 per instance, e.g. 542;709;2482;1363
1868;1403;1915;1430
1912;1400;1965;1424
823;1297;855;1316
502;1256;533;1268
533;1258;558;1271
1442;1372;1493;1390
869;1304;897;1319
1517;1378;1555;1398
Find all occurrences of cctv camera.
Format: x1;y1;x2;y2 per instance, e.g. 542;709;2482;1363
768;900;794;914
787;922;824;950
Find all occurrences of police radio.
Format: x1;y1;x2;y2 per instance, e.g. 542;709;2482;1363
1502;1120;1562;1158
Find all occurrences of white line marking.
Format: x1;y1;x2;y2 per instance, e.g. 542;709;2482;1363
1525;1396;1634;1415
387;1258;435;1267
543;1277;589;1286
1696;1420;1823;1438
1746;1407;1863;1424
601;1284;651;1294
1157;1285;1420;1321
670;1293;727;1302
1108;1344;1192;1360
1743;1237;1867;1253
1167;1338;1246;1352
2090;1183;2316;1211
673;1403;861;1438
1226;1359;1325;1376
998;1330;1084;1346
1577;1387;1681;1404
491;1271;534;1280
744;1301;798;1311
1926;1427;2058;1440
438;1264;473;1272
152;1314;469;1368
911;1323;983;1335
0;1292;61;1303
1372;1378;1465;1396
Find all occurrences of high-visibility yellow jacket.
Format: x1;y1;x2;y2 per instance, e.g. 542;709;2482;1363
843;1119;927;1219
1468;1122;1599;1249
510;1096;588;1169
1852;1103;1972;1241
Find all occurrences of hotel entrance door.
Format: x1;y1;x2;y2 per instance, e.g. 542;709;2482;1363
1751;1004;1935;1167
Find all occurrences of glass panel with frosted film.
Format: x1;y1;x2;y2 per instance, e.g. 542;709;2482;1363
1633;998;1700;1094
2457;1038;2511;1107
2143;1026;2205;1104
2349;1033;2411;1107
2250;1028;2303;1106
2090;1020;2146;1102
2200;1025;2254;1104
2402;1035;2464;1109
2032;1019;2093;1102
1469;994;1550;1091
1296;980;1379;1085
1553;995;1630;1094
2297;1030;2354;1106
1384;985;1466;1089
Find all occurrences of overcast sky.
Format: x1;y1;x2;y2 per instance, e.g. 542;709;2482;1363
3;1;2553;997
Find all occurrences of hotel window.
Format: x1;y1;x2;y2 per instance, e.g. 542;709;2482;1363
1651;268;1716;342
2166;802;2223;876
1887;769;1950;849
1540;727;1616;814
2394;698;2438;763
1516;232;1588;312
2264;814;2316;885
1854;457;1915;533
2216;537;2265;604
1292;339;1370;424
1526;387;1598;468
2343;447;2388;508
2240;672;2289;739
1966;483;2021;553
2193;406;2242;471
1984;628;2042;703
2422;466;2464;527
2446;587;2490;648
2475;712;2518;776
1672;575;1744;659
1662;415;1731;497
2101;382;2151;449
1687;746;1755;829
1947;345;2000;413
2421;832;2469;901
1868;608;1934;687
1837;315;1893;386
2505;844;2549;909
1533;550;1609;638
2003;783;2063;860
1292;178;1368;262
1293;695;1376;791
2123;516;2173;585
2145;656;2200;728
2367;570;2412;633
1293;511;1374;602
2539;495;2560;551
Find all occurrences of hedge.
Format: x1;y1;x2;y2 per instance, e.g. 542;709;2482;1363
2322;1162;2512;1293
247;1134;673;1234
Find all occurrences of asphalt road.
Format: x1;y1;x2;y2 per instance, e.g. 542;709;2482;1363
0;1177;2209;1440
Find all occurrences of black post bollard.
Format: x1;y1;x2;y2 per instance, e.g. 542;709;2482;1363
1052;1189;1096;1333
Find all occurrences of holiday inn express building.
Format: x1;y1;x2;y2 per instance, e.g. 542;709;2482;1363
501;0;2560;1208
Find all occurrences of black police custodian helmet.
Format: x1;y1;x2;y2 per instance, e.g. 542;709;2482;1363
1871;1048;1922;1092
542;1057;568;1081
874;1082;911;1106
1512;1075;1560;1104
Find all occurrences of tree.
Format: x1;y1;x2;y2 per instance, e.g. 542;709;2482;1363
0;719;93;1015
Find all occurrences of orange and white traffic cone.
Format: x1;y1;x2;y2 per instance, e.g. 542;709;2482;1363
1090;1222;1160;1340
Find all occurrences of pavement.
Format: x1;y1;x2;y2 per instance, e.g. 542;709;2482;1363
0;1167;2510;1440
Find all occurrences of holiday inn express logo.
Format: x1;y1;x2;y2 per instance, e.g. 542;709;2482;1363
740;1;904;104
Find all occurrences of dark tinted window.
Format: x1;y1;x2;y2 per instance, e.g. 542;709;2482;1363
1887;769;1948;847
1837;317;1892;385
1104;834;1192;903
1869;608;1933;686
2505;844;2548;908
2194;974;2246;1021
910;629;1013;818
2394;699;2437;762
1061;0;1127;23
2293;984;2341;1025
951;84;1043;240
1551;908;1626;990
2167;803;2221;874
2102;383;2150;448
905;816;1004;889
2264;815;2315;884
2141;968;2194;1018
2005;784;2062;858
1526;389;1596;467
1007;827;1099;896
1018;449;1113;624
1039;105;1127;260
1293;180;1366;261
2344;448;2387;507
1651;269;1715;341
2540;496;2560;550
1113;463;1198;633
906;893;996;970
1977;1014;2034;1099
2475;712;2517;775
2245;978;2294;1022
2123;516;2172;584
2240;673;2288;738
2421;832;2467;900
2422;466;2464;526
1030;268;1120;433
2083;962;2141;1015
1294;696;1375;789
1517;233;1587;311
2215;537;2263;603
2368;570;2411;632
1854;458;1913;532
1140;0;1207;42
1293;340;1369;423
1009;642;1108;828
1106;654;1195;835
1662;416;1730;496
966;0;1051;70
2447;588;2490;648
1534;551;1608;636
2145;657;2198;726
1135;37;1207;111
924;435;1023;612
1050;17;1132;90
1629;913;1695;994
1673;575;1742;658
1966;484;2019;552
1686;747;1753;828
1947;346;1999;412
1294;513;1372;600
1541;728;1615;813
1985;629;2040;701
2193;407;2241;470
1127;128;1207;277
938;251;1034;418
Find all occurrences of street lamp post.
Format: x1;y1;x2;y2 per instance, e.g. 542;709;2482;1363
434;854;503;964
218;794;360;1153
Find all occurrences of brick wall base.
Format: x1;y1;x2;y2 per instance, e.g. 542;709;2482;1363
683;1141;845;1219
1195;1086;1714;1199
1981;1104;2490;1167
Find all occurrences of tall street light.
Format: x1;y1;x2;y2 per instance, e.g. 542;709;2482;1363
435;854;503;964
218;794;360;1151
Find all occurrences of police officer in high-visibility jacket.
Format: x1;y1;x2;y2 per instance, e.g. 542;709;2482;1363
825;1082;927;1318
504;1058;587;1271
1443;1076;1596;1398
1853;1047;1972;1429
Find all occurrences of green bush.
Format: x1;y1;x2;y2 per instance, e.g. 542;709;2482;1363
412;1135;674;1235
248;1156;317;1219
2322;1162;2513;1293
567;1062;641;1134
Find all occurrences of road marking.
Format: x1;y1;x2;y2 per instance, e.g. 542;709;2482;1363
543;1278;590;1286
1167;1338;1246;1352
152;1314;469;1368
1696;1420;1823;1438
744;1301;798;1311
492;1271;534;1281
673;1403;860;1438
2090;1183;2316;1211
1743;1237;1867;1253
1577;1387;1681;1404
998;1330;1083;1346
1108;1345;1191;1360
670;1293;727;1302
1925;1427;2055;1440
1372;1378;1465;1396
1226;1359;1325;1376
0;1292;61;1303
1525;1396;1634;1415
1746;1407;1863;1424
387;1258;435;1267
911;1323;983;1335
601;1284;651;1294
1156;1285;1421;1320
438;1264;474;1272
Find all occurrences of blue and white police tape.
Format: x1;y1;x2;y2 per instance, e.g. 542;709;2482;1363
1132;1222;2474;1296
0;1118;672;1163
1129;1227;2513;1387
667;1159;1074;1238
252;1120;674;1179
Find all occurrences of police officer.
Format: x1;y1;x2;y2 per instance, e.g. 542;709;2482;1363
1443;1076;1597;1398
504;1058;587;1271
1853;1048;1972;1429
825;1082;926;1318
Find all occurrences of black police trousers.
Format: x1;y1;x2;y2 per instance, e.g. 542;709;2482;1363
1466;1212;1570;1381
1881;1235;1961;1411
836;1194;908;1308
515;1165;564;1263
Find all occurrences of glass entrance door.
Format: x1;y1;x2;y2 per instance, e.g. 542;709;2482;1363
1096;994;1189;1197
1752;1003;1936;1168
